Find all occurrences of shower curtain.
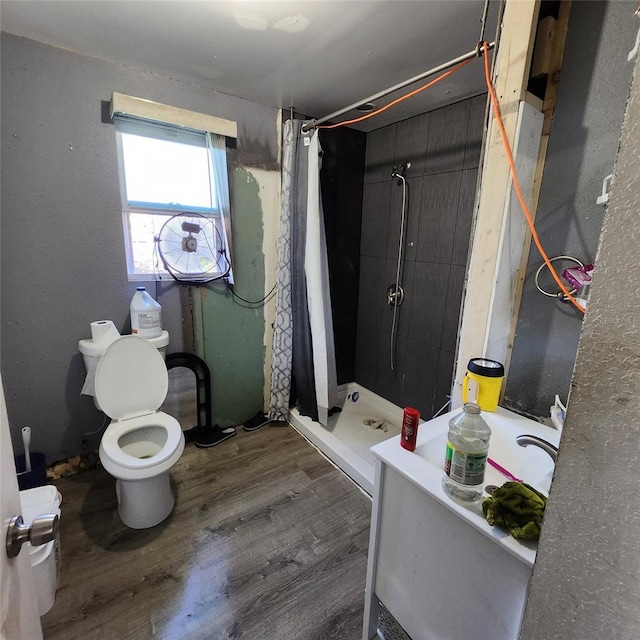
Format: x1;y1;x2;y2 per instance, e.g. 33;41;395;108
269;119;338;426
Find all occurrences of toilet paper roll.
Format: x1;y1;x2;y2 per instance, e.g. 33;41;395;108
90;320;120;344
81;356;99;396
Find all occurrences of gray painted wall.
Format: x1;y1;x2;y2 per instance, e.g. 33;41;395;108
505;1;637;419
521;40;640;640
1;34;279;461
356;94;485;417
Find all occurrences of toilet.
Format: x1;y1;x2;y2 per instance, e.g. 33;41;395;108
95;335;185;529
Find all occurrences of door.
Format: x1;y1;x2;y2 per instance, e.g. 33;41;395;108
1;374;43;640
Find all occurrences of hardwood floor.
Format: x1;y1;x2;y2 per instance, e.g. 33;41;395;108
42;425;372;640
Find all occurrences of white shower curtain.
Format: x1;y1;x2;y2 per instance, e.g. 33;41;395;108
269;120;338;426
305;130;338;425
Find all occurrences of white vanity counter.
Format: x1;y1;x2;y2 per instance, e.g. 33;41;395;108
362;406;560;640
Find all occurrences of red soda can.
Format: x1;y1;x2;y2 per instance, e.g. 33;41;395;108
400;407;420;451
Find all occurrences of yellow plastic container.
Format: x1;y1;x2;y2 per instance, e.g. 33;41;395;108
462;358;504;412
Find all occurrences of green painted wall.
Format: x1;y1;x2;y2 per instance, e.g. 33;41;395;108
194;168;268;427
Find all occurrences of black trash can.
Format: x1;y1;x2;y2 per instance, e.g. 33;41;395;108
15;453;47;490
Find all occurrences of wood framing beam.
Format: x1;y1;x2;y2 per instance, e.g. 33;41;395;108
452;0;541;408
484;101;544;363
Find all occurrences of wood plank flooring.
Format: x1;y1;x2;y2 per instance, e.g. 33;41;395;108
41;425;372;640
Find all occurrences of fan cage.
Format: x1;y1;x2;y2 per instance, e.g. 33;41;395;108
156;213;229;283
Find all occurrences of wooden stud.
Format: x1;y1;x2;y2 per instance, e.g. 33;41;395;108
531;16;557;79
452;0;541;407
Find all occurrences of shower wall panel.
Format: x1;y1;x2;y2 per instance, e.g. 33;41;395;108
355;94;485;418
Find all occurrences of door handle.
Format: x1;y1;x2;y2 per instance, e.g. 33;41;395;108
6;513;59;559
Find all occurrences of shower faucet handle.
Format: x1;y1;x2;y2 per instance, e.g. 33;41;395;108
386;284;405;306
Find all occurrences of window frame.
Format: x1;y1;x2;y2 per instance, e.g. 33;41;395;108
110;94;236;283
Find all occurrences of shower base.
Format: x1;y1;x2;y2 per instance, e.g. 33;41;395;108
289;382;403;495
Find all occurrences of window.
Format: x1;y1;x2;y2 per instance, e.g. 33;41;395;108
111;94;236;282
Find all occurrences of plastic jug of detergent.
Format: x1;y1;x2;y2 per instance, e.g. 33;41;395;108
130;287;162;338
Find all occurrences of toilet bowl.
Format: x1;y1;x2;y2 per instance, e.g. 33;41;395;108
95;335;184;529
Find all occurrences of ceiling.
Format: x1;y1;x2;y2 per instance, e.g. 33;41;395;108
0;1;499;132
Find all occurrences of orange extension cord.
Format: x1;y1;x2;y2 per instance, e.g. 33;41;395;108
480;41;584;313
317;57;474;130
318;41;585;314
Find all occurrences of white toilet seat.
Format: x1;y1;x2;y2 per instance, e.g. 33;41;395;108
100;412;183;470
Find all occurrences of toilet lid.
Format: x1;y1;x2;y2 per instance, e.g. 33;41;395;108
94;335;168;420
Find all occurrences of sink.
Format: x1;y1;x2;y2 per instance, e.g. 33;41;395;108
370;405;562;570
413;407;559;496
366;405;555;640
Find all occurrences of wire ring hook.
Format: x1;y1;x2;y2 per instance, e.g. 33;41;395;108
534;255;584;298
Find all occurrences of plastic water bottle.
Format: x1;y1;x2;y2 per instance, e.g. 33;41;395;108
442;403;491;504
130;287;162;338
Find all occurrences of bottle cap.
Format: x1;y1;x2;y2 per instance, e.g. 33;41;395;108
136;286;146;291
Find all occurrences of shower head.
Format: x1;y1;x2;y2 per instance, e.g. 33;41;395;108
391;161;411;179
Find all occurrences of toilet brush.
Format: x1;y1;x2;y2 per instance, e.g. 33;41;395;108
22;426;32;472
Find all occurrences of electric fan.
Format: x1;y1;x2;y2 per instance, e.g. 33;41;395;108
156;213;227;282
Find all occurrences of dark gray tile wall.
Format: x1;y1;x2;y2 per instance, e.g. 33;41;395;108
355;94;486;418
